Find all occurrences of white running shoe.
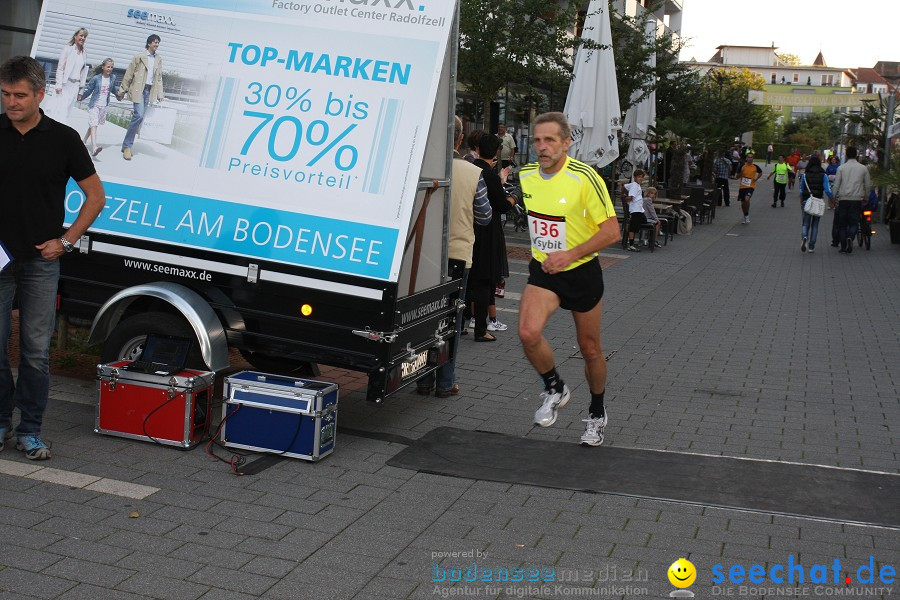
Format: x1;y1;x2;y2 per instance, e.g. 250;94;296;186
468;318;475;328
487;318;508;331
580;411;608;447
534;385;570;427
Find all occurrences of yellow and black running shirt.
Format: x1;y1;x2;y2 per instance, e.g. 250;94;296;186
772;163;791;184
739;163;763;189
519;156;616;271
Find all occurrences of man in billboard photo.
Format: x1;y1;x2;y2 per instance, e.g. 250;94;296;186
117;34;165;161
0;56;105;460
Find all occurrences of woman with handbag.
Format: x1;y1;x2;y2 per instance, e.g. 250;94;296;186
799;155;832;253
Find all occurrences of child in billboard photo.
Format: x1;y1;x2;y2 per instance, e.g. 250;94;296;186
77;58;116;157
49;27;89;125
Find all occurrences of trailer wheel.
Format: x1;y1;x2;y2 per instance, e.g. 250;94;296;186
238;349;319;377
101;312;206;368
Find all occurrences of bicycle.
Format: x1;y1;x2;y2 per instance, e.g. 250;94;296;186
502;177;527;232
857;207;874;251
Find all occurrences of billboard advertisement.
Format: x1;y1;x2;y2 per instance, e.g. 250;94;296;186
32;0;455;281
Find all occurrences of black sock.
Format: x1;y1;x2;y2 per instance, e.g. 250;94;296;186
540;368;564;394
589;391;605;418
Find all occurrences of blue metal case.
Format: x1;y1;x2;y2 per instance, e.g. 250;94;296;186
221;371;338;461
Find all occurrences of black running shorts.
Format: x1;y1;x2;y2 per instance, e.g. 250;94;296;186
738;187;755;201
528;257;604;313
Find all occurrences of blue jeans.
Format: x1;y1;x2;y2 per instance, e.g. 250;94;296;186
419;264;469;392
122;85;151;150
801;199;820;249
0;256;60;436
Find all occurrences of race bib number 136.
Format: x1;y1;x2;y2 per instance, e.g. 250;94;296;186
528;211;566;253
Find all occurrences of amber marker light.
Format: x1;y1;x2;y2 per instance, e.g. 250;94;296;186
300;304;313;316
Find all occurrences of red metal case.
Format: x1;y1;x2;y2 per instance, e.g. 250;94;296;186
96;361;215;448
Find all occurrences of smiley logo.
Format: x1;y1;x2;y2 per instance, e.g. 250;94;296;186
668;558;696;588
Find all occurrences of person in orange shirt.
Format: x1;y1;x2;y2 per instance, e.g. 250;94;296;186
738;154;763;224
785;149;802;190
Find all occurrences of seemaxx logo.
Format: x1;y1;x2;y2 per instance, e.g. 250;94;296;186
712;555;895;586
324;0;426;10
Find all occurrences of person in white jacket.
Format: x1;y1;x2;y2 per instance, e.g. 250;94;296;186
52;28;89;124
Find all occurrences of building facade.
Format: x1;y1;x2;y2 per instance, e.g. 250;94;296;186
686;45;882;132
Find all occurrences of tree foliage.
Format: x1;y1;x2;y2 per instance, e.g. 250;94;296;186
872;145;900;194
842;95;896;159
655;68;773;191
457;0;687;126
458;0;586;124
775;52;802;66
781;111;841;153
657;68;770;148
608;2;689;116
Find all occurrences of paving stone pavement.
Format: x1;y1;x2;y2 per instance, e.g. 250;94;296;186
1;169;898;599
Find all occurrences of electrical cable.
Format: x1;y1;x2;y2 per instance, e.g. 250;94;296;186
138;368;210;450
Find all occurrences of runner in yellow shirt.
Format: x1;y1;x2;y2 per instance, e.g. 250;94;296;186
518;112;620;446
738;153;763;224
766;155;792;208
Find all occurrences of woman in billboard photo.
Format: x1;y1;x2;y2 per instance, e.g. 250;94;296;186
52;27;89;124
78;58;116;157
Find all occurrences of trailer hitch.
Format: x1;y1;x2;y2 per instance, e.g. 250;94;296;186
351;328;399;343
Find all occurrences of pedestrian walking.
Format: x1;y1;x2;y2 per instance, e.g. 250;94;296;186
714;151;731;206
799;155;831;253
831;147;872;254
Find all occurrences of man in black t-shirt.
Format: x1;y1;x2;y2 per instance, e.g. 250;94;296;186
0;56;105;460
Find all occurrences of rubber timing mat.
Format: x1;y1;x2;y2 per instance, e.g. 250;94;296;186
387;427;900;528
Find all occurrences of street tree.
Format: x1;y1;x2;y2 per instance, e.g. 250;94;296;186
458;0;586;126
609;1;689;117
457;1;687;130
872;145;900;195
842;95;897;162
655;68;773;193
781;111;841;154
775;52;802;66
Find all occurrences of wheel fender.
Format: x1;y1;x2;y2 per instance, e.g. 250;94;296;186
88;282;230;371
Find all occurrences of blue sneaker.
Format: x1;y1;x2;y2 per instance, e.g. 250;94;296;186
16;435;52;460
0;427;11;452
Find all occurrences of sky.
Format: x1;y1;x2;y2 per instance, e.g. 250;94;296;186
677;0;898;70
